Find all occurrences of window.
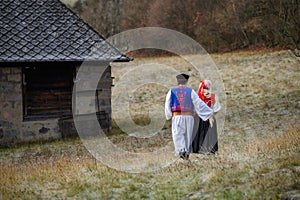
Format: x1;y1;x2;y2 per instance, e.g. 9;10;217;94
22;65;76;120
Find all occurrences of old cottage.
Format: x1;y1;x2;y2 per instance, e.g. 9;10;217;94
0;0;130;146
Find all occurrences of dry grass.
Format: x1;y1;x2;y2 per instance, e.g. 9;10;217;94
0;49;299;199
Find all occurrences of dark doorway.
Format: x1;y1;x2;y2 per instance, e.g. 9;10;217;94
22;65;76;120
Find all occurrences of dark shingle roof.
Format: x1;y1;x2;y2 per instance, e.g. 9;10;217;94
0;0;129;63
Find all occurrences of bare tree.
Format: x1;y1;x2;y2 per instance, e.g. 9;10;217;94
70;0;300;54
120;0;152;30
73;0;122;38
147;0;200;39
230;0;250;47
241;0;300;56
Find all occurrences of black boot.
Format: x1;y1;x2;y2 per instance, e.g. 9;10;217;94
179;152;186;159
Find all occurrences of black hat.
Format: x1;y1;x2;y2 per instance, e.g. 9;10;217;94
176;73;189;81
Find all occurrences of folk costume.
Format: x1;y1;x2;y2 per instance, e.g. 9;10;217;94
192;80;221;154
165;74;213;160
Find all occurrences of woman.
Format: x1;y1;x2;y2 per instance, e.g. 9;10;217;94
192;80;221;154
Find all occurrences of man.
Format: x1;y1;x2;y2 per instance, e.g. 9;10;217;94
165;74;213;160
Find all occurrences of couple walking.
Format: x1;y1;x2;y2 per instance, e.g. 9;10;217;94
165;74;221;160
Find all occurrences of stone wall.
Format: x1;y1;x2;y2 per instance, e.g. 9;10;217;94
0;67;23;145
0;67;62;146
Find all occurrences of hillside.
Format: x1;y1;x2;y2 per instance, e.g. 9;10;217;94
0;50;299;199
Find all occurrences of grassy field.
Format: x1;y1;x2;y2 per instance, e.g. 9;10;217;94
0;50;299;199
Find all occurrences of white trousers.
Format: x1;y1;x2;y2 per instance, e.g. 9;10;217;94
172;115;194;154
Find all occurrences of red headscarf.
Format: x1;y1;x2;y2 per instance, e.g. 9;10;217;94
198;80;214;107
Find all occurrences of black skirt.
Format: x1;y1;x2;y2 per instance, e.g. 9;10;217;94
192;116;218;154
